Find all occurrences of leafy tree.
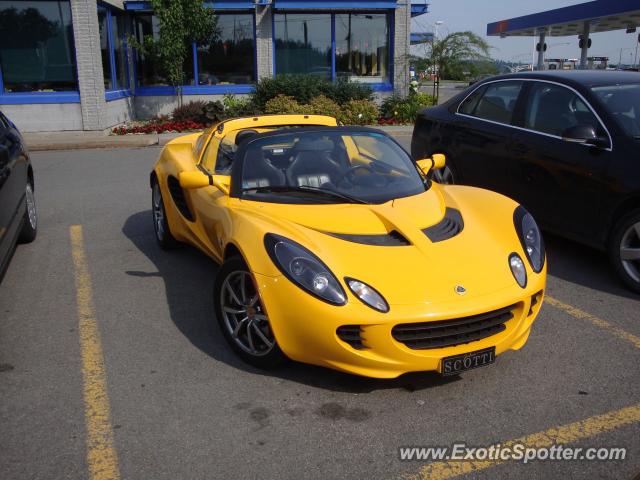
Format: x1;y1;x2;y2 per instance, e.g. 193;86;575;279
130;0;217;89
416;31;492;81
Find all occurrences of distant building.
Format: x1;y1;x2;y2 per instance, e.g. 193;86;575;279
0;0;427;132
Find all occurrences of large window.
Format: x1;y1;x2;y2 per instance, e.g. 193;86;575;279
0;1;77;92
133;14;193;87
274;14;332;79
335;13;388;84
460;81;523;125
197;13;255;85
99;6;129;93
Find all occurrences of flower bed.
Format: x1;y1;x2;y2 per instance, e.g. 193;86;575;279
112;120;206;135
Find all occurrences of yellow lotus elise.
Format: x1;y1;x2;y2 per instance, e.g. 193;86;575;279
150;114;546;379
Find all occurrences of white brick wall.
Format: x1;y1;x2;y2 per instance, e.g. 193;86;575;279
393;3;411;97
70;0;107;130
255;7;274;81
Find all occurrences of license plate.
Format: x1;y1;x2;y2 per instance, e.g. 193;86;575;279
441;347;495;376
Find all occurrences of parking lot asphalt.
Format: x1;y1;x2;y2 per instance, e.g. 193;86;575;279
1;138;639;480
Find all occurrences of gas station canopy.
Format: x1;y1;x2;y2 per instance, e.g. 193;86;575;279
487;0;640;37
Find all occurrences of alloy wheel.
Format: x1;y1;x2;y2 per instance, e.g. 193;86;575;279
152;183;165;240
25;183;37;230
433;165;455;185
220;271;275;356
620;221;640;283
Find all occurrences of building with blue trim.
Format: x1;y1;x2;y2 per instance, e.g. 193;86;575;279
0;0;428;132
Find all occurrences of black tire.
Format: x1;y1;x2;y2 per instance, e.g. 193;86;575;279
214;256;287;369
151;178;179;249
608;209;640;294
18;181;37;244
431;156;458;185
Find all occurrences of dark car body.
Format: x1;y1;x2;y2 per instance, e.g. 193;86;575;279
411;71;640;252
0;111;35;279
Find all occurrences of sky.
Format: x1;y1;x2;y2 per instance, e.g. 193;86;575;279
411;0;640;65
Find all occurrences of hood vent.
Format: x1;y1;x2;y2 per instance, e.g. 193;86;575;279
325;230;410;246
423;208;464;243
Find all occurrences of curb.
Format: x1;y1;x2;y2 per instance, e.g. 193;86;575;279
24;125;414;152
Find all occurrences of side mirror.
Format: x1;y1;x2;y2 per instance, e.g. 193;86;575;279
416;154;446;176
179;171;230;195
561;125;609;148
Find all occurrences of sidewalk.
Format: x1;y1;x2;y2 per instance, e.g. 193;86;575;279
23;125;414;152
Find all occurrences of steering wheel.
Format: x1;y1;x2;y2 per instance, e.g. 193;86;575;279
343;164;390;188
344;164;375;182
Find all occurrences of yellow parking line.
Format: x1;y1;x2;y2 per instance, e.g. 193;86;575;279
70;225;121;480
409;403;640;480
546;296;640;349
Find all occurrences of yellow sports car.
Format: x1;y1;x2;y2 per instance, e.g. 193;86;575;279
150;114;546;379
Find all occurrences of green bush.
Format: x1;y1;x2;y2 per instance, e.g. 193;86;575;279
380;93;436;124
307;95;341;119
338;99;379;126
171;100;208;123
331;78;374;104
223;94;259;118
264;95;310;115
203;101;225;123
252;75;373;109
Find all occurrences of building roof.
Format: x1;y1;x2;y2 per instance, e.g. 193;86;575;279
487;0;640;37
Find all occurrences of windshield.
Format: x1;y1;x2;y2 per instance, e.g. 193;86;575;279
238;130;427;204
591;83;640;138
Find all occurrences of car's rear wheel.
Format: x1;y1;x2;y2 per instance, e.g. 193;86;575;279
151;179;179;249
609;209;640;293
214;256;286;369
18;181;37;244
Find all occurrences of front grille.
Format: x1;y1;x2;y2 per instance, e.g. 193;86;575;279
529;291;543;316
336;325;367;350
392;304;517;350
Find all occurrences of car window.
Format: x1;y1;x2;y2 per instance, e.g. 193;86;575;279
463;81;523;125
524;82;602;137
200;135;221;173
458;86;486;115
591;83;640;138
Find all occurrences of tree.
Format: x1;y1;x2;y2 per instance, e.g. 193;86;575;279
130;0;217;93
421;31;492;80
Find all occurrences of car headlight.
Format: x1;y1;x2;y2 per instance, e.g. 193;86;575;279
514;206;545;273
346;278;389;313
509;253;527;288
264;234;346;305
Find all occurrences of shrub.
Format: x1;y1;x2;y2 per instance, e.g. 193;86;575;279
222;94;258;118
171;100;208;123
331;78;374;104
380;93;436;124
307;95;341;119
203;100;225;123
338;99;378;125
264;95;310;115
252;75;373;109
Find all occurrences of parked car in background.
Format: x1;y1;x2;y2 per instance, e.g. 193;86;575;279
0;111;37;280
411;70;640;292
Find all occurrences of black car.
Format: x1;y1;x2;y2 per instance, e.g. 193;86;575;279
0;111;37;280
411;70;640;292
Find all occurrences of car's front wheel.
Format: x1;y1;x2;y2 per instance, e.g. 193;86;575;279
18;181;37;243
432;161;457;185
214;256;286;369
609;209;640;293
151;179;178;249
